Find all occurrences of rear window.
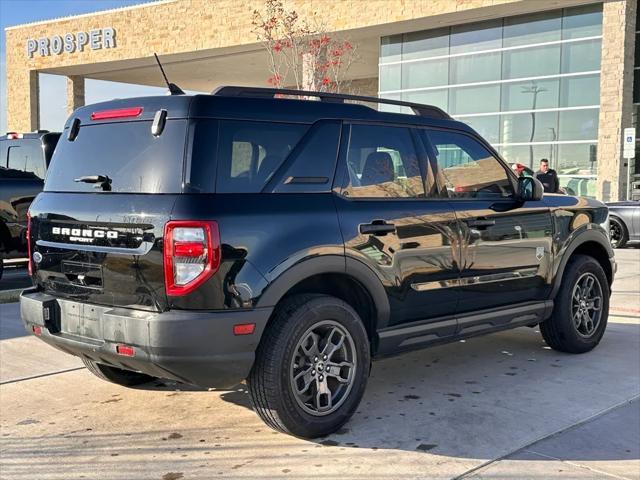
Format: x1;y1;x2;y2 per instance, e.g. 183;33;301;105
5;140;46;179
45;120;187;193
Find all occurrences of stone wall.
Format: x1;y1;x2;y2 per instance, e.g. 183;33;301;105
597;0;637;201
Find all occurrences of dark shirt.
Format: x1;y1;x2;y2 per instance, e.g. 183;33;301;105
535;169;559;193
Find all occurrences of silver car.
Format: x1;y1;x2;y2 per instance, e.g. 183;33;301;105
607;201;640;248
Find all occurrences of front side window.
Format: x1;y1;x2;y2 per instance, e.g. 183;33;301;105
425;129;514;199
342;124;424;199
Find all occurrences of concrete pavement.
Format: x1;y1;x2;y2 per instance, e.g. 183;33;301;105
0;249;638;479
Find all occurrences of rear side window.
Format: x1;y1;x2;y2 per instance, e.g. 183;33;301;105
45;120;187;193
215;121;308;193
6;140;45;179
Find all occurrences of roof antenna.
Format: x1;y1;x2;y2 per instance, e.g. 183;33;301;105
153;53;185;95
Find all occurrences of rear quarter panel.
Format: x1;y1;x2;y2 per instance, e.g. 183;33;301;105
168;193;344;310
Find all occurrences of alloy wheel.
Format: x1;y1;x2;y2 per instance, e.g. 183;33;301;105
571;272;603;338
610;221;622;248
290;320;357;416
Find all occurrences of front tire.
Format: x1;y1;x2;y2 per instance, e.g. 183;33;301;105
540;254;609;353
247;294;370;438
82;358;155;387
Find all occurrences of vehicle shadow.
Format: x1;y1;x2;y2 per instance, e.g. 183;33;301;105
212;323;640;461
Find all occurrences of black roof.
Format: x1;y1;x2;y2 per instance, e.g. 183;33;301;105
64;85;473;134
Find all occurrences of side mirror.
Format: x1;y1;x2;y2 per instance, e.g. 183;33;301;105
518;176;544;202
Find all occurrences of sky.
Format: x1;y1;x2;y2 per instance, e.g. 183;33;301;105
0;0;167;133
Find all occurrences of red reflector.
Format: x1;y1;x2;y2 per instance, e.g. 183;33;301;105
91;107;143;120
32;325;42;336
116;344;135;357
174;241;205;257
233;323;256;336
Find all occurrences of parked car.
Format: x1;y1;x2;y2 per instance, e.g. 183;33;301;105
0;131;60;280
21;87;615;438
607;200;640;248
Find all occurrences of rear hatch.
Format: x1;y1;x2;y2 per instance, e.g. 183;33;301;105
29;97;191;312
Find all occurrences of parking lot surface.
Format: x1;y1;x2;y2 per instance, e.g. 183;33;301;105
1;249;638;480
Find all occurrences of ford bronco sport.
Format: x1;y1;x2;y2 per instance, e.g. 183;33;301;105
21;87;615;438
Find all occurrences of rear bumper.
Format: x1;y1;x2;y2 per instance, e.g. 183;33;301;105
20;288;272;389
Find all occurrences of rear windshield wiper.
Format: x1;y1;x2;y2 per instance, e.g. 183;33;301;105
74;175;112;191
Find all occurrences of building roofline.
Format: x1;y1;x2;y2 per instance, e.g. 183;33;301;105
4;0;174;32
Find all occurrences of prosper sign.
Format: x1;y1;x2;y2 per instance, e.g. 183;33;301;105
27;28;116;58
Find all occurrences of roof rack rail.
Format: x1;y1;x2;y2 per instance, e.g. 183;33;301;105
212;85;451;120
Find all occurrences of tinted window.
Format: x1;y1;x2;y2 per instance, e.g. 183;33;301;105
342;124;424;198
425;129;513;199
215;121;308;193
7;140;45;179
273;121;341;193
45;120;186;193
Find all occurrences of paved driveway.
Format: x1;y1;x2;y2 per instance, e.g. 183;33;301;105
1;249;638;480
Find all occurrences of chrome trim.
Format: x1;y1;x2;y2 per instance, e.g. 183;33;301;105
36;239;153;256
411;268;538;291
410;279;459;291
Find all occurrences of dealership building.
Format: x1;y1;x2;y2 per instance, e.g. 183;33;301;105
4;0;638;200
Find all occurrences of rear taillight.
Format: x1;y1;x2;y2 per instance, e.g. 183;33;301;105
163;220;220;296
90;107;143;120
26;212;32;276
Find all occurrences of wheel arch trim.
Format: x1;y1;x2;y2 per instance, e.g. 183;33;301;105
255;255;390;331
550;229;614;299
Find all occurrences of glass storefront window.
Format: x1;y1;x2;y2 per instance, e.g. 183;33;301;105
450;19;502;54
503;11;561;47
561;38;602;73
501;79;560;111
402;58;449;89
380;64;401;91
403;89;449;112
562;4;603;40
381;35;402;62
449;51;501;84
403;28;449;61
499;144;557;169
560;74;600;107
463;115;500;144
500;111;558;144
450;85;500;115
503;44;561;79
558;108;599;140
379;5;602;198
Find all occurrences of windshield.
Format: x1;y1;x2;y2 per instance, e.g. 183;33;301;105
45;120;186;193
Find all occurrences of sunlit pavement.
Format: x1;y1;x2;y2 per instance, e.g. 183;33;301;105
0;250;638;480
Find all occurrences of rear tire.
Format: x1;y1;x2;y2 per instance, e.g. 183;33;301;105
82;358;154;387
247;294;370;439
609;217;628;249
540;254;609;353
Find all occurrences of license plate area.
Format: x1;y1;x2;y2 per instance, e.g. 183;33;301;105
61;261;103;289
59;300;102;340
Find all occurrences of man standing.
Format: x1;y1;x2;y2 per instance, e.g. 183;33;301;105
534;158;560;193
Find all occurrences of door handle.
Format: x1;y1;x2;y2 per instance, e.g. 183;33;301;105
467;219;495;229
360;220;396;236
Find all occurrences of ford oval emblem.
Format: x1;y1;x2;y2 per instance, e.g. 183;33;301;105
32;251;43;264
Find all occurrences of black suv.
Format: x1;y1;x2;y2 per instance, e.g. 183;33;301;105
21;87;615;438
1;131;60;280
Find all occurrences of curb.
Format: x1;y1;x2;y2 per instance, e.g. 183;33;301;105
0;289;23;304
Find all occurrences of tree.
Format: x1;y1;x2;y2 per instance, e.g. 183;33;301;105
251;0;358;93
